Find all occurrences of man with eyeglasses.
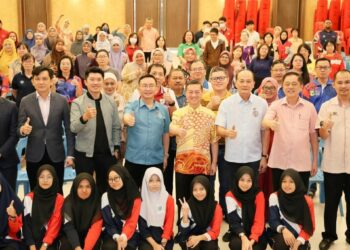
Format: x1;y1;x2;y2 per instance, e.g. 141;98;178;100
71;67;121;194
123;74;170;188
216;69;269;242
95;49;121;83
270;60;287;98
201;66;231;219
317;70;350;250
190;60;212;90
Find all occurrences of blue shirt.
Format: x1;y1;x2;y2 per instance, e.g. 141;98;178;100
125;99;170;165
175;90;187;108
302;78;336;113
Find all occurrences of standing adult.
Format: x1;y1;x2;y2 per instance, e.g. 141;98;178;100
244;20;260;48
70;67;121;194
318;70;350;250
18;66;74;192
313;19;340;58
138;17;159;62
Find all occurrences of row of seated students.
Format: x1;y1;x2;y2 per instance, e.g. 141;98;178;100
1;164;314;250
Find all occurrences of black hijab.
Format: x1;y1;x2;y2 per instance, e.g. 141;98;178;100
280;30;289;45
107;165;140;220
277;169;313;235
187;175;217;231
32;164;59;241
63;173;101;238
231;166;259;235
0;173;24;237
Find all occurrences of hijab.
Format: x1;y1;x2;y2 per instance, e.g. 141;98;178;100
219;51;234;87
0;173;24;237
280;31;289;45
32;164;59;241
63;173;101;238
23;29;35;48
140;167;169;227
257;77;279;105
107;165;140;220
109;36;125;74
277;169;313;235
187;176;216;231
76;40;93;79
70;30;84;56
96;31;110;52
0;38;18;76
231;166;259;235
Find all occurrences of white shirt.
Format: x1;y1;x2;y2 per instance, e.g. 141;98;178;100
36;92;51;126
215;93;268;163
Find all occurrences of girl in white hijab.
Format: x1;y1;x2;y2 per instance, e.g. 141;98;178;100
95;31;110;52
139;167;175;250
109;36;128;74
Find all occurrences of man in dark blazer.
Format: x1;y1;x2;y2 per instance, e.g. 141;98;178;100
0;97;19;190
18;66;74;191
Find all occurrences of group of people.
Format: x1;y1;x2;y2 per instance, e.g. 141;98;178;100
0;14;349;250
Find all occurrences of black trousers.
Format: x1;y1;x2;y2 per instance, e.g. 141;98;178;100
125;160;163;188
26;148;64;194
58;234;101;250
101;236;136;250
164;148;176;195
271;168;310;192
144;52;151;63
272;233;310;250
229;234;267;250
179;240;218;250
322;172;350;241
74;150;117;194
0;165;17;191
138;239;173;250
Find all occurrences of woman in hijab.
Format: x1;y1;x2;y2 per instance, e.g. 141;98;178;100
138;167;175;250
31;33;48;64
70;30;84;56
0;38;18;77
22;29;35;49
109;36;128;75
225;166;266;250
60;173;103;250
23;165;64;250
277;30;292;64
74;40;94;80
0;173;24;250
150;48;171;75
95;31;110;52
101;165;141;250
176;176;222;250
44;26;59;51
121;49;147;102
257;77;279;105
269;169;315;250
218;51;234;90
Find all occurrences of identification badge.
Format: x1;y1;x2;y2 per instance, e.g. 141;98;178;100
252;107;259;117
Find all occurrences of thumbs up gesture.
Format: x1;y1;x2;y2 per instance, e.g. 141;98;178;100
124;112;136;127
6;200;17;218
83;105;97;121
269;116;280;131
21;117;32;136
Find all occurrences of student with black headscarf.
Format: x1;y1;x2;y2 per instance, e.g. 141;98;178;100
23;164;63;250
0;173;24;250
60;173;103;250
176;175;222;250
225;166;267;250
269;169;315;250
101;165;141;250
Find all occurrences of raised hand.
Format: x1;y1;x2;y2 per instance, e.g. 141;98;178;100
21;117;32;136
6;200;17;218
83;105;97;121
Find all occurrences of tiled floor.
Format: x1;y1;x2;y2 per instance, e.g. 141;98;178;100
17;181;349;250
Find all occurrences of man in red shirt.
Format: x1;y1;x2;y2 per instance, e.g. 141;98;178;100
0;20;9;50
219;17;233;49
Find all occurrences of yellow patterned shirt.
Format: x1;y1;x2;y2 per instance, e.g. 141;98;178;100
171;105;218;175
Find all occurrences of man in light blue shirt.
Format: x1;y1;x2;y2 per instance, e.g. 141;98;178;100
123;74;170;187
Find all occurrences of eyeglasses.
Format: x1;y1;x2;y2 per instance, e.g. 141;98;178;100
191;67;204;72
108;176;121;183
316;66;330;71
262;86;276;91
210;76;227;81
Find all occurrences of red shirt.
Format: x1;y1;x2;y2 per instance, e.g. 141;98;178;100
0;28;9;49
322;52;345;80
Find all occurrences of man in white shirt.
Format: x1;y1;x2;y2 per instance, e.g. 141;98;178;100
244;20;260;48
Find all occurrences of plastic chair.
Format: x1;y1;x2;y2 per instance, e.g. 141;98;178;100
15;138;30;195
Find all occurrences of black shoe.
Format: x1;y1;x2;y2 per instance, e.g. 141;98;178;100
222;230;232;242
319;238;333;250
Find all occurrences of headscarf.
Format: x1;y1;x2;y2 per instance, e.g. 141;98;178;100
70;30;84;56
109;36;125;74
96;31;110;52
257;77;279;105
187;176;216;231
63;173;101;239
107;165;140;220
45;26;58;51
0;38;18;76
32;164;59;241
280;30;289;45
23;29;35;48
0;173;24;237
151;48;165;64
219;51;234;87
140;167;169;227
76;40;93;79
231;166;259;235
277;169;313;235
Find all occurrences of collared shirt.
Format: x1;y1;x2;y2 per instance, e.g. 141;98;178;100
317;97;350;174
201;90;232;115
36;91;51;126
264;97;317;172
175;89;187;108
139;27;159;52
215;93;268;163
202;80;212;91
302;78;336;112
124;99;170;165
172;105;218;175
